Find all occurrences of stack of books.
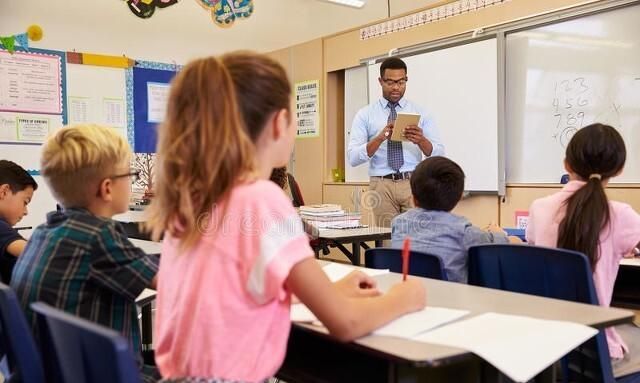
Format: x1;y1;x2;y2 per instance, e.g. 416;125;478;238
299;204;362;229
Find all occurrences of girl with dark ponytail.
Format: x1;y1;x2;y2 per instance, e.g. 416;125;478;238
526;123;640;364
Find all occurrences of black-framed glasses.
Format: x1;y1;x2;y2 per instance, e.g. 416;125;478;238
382;77;408;86
110;169;141;185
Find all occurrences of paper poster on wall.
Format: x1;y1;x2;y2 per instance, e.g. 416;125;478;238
0;112;63;143
0;50;62;114
68;96;90;124
103;98;125;128
515;210;529;229
295;80;319;138
16;116;49;142
146;82;170;123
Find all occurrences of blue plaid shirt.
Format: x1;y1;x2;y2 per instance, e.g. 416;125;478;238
11;208;159;381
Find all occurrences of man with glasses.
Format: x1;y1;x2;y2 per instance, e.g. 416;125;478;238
348;57;445;228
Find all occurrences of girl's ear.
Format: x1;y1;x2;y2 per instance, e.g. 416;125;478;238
272;108;289;140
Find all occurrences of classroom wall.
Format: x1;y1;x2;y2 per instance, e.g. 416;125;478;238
267;39;324;205
268;0;640;227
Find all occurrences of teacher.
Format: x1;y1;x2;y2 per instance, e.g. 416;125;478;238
347;57;445;228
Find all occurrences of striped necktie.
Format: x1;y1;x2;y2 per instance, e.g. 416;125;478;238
387;101;404;172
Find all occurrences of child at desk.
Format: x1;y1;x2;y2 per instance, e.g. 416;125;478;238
10;125;160;383
0;160;37;284
526;123;640;374
391;156;520;283
146;52;426;383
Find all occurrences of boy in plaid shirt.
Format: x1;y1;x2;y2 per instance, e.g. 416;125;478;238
11;124;159;382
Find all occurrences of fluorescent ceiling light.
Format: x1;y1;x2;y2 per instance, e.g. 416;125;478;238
320;0;366;8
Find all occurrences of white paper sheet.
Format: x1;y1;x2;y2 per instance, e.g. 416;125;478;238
322;262;388;282
290;303;319;323
414;312;598;382
147;82;171;123
374;307;469;339
291;304;469;339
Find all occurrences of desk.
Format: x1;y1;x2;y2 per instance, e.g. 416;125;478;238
309;226;391;266
130;238;162;255
278;271;634;383
113;209;148;223
613;257;640;309
129;238;161;356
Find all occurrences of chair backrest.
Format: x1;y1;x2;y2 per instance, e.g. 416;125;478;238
0;283;45;383
364;248;448;281
468;244;614;383
287;173;305;208
30;302;141;383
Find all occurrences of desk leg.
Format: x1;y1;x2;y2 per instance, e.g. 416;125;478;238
375;239;384;248
141;303;153;364
352;241;362;266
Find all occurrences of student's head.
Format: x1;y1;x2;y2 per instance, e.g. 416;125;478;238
558;123;626;268
410;157;465;212
40;124;133;215
0;160;38;225
378;57;408;104
270;167;289;190
147;51;293;246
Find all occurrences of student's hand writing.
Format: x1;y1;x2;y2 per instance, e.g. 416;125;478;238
334;270;381;298
403;125;426;144
387;279;426;313
376;124;394;142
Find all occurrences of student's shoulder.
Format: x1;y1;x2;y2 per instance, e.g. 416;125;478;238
0;219;17;234
609;201;640;222
529;192;561;212
233;180;293;209
60;209;122;241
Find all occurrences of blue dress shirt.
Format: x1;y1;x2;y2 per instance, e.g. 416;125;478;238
347;97;445;176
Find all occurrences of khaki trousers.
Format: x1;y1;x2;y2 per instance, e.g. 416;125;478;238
367;177;414;228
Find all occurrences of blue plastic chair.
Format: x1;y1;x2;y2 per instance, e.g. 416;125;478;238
364;248;448;280
468;244;640;383
0;283;45;383
30;302;141;383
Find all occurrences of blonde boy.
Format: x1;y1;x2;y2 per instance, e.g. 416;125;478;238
10;125;159;382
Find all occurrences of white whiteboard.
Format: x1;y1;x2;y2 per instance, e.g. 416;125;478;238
365;38;499;191
344;66;370;182
506;4;640;183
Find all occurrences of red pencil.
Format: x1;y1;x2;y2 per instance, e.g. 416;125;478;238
402;237;411;281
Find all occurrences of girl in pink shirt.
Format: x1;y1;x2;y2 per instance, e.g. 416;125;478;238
145;52;426;383
527;123;640;367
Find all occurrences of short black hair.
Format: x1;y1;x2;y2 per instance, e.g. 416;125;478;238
379;57;407;78
0;160;38;193
410;157;464;211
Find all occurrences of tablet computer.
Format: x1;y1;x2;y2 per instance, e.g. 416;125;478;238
390;112;421;141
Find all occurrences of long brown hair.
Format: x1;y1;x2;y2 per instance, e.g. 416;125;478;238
557;123;626;268
146;52;291;248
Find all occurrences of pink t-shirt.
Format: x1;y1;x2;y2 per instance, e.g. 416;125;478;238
526;181;640;359
154;180;313;382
